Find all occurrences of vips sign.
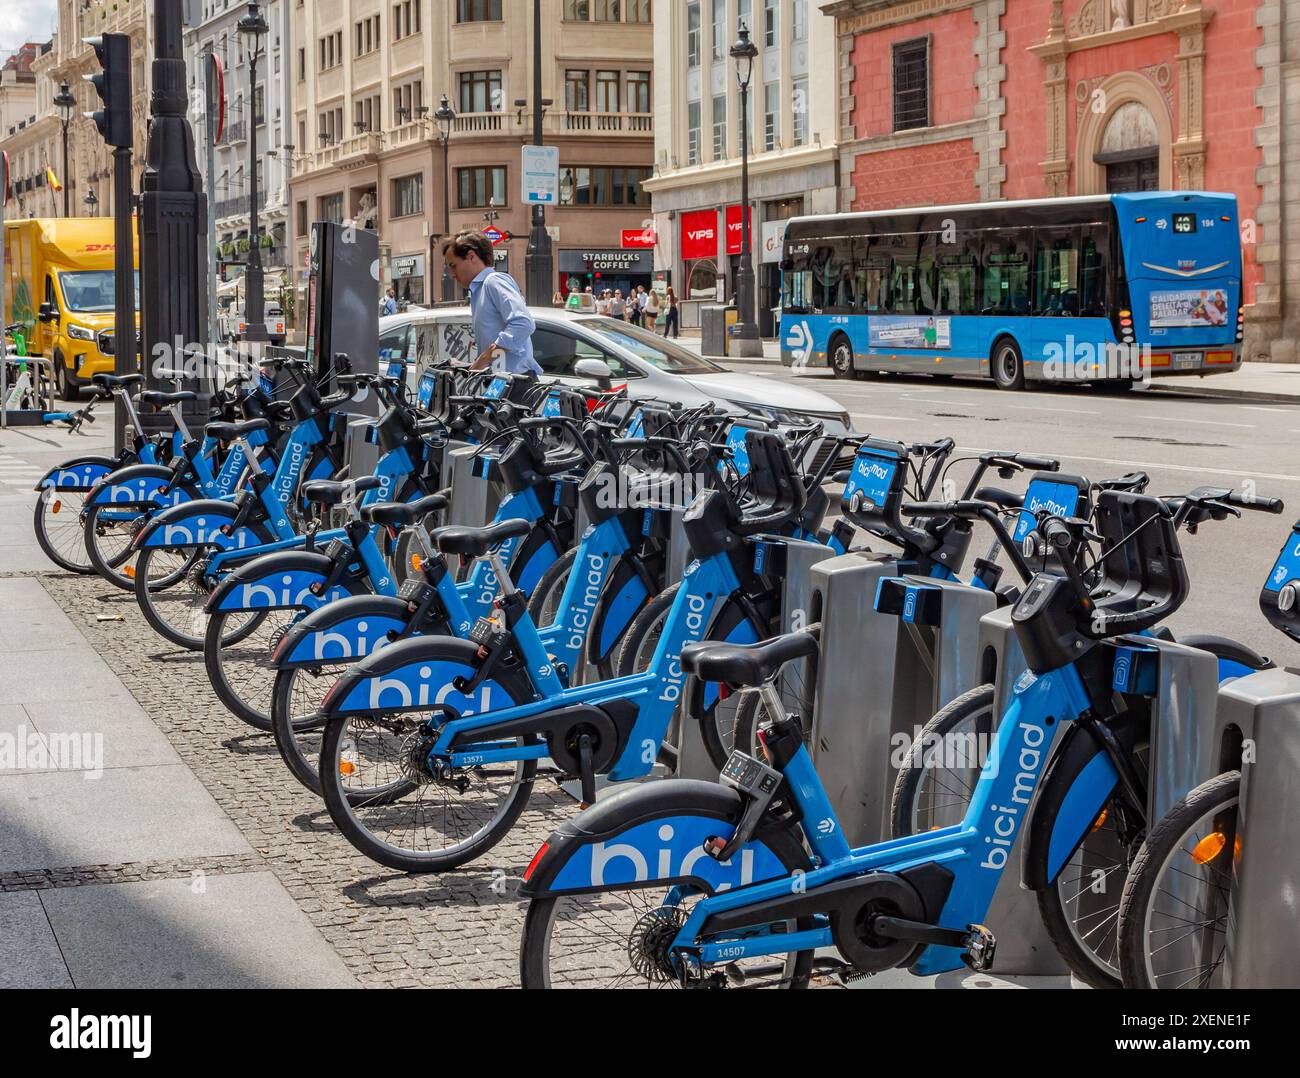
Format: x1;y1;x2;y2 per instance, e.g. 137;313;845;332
680;209;718;260
725;204;752;255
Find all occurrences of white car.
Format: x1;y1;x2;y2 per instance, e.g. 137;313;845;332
379;306;852;436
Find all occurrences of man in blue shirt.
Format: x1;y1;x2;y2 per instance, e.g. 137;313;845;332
441;230;542;375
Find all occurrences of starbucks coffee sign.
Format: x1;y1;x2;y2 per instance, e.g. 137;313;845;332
559;249;650;273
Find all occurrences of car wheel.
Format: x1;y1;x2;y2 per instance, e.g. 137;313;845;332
991;338;1026;391
830;335;854;379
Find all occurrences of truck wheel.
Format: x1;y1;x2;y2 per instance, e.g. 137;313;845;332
54;350;74;400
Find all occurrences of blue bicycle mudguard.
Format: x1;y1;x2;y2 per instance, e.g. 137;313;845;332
587;559;652;668
321;636;513;719
271;595;416;669
519;780;807;898
84;464;193;509
132;498;263;550
35;455;119;492
203;551;360;615
511;532;560;598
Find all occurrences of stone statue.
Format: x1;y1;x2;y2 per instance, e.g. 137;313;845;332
1112;0;1131;29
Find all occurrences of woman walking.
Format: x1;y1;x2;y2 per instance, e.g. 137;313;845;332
662;287;680;338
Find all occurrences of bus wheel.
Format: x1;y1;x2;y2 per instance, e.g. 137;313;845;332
991;338;1026;391
830;335;854;379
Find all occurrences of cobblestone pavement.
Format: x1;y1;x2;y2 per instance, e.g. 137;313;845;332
39;573;573;989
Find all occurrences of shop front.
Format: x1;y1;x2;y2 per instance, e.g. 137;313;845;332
558;247;653;302
391;253;426;307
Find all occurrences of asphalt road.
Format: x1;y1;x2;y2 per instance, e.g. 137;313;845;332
728;361;1300;659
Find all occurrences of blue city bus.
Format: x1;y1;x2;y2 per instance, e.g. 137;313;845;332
778;192;1244;390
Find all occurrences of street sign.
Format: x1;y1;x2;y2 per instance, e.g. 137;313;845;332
521;145;560;205
483;226;503;244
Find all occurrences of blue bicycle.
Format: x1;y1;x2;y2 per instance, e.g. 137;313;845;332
514;484;1281;988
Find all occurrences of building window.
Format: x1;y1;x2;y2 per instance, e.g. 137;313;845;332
564;0;590;18
457;165;507;207
393;0;421;41
764;0;778;47
318;31;342;71
628;0;650;22
792;77;808;146
458;0;501;20
687;2;700;67
595;0;621;20
458;69;502;113
558;165;652;206
687;100;701;165
595;70;620;113
892;37;929;131
566;70;589;112
392;174;424;217
792;0;807;42
711;94;726;159
319;193;344;223
297;47;305;81
392;80;424;121
763;82;779;151
627;71;650;113
297;200;307;234
711;0;725;60
354;94;380;132
355;15;380;55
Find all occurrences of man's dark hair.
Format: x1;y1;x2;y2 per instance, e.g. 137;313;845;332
442;230;493;267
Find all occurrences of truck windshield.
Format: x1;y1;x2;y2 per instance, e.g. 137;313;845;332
58;270;140;313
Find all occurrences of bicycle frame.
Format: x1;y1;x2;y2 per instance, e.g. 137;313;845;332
659;661;1094;974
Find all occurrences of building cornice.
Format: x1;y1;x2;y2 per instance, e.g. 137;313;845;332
1028;6;1214;60
838;116;985;156
642;144;837;194
821;0;978;33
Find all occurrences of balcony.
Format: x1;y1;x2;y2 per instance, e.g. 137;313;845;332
555;111;653;135
453;111;507;135
214;191;270;222
293;131;384;177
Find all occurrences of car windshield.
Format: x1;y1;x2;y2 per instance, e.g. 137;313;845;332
572;317;724;374
58;270;140;313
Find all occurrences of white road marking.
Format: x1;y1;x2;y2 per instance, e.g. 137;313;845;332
956;446;1300;485
1242;405;1292;414
1008;404;1097;415
851;413;916;424
1136;414;1254;429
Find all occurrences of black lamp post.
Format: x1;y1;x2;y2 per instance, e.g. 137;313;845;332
434;93;455;300
729;24;762;357
53;79;76;217
523;0;553;304
83;188;98;213
237;1;269;343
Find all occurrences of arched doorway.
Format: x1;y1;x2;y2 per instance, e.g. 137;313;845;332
686;259;719;300
1095;101;1159;192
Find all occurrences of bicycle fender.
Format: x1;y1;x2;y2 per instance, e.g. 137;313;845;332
519;779;810;899
35;454;120;492
203;551;361;614
132;499;259;551
1021;716;1141;890
510;526;561;599
696;598;764;713
320;635;508;719
586;556;651;668
85;463;192;509
271;594;415;669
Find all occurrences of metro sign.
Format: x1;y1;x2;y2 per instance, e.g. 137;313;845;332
483;226;503;244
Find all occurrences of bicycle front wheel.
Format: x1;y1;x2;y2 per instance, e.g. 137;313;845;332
34;489;95;573
133;544;262;651
1117;771;1240;989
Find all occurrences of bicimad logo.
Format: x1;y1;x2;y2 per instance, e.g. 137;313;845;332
979;721;1046;870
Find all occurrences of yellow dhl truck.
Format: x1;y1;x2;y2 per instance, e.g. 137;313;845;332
3;218;139;396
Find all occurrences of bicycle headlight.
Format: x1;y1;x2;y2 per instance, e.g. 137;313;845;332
67;323;95;342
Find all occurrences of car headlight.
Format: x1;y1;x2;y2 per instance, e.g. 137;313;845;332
67;323;95;342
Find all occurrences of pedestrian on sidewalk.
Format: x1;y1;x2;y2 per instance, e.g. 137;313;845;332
609;289;626;320
662;287;680;338
645;286;661;329
596;289;611;316
442;230;542;376
381;288;398;316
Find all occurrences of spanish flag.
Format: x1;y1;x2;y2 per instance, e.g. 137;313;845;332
46;166;62;192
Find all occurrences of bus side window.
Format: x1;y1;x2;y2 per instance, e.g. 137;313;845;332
1034;228;1080;317
1078;228;1109;317
981;234;1030;315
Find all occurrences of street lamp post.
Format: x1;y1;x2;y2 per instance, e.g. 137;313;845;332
83;189;98;213
237;1;269;344
53;80;76;217
523;0;553;304
729;24;763;358
434;94;455;301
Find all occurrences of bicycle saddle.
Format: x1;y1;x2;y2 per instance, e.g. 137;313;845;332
92;373;143;390
140;390;198;408
301;476;382;506
431;518;531;558
681;628;819;689
361;492;449;528
206;417;271;442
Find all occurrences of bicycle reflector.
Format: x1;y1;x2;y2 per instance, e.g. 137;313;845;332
1190;831;1227;865
523;842;550;883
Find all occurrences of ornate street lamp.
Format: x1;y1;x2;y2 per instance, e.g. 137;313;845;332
237;1;269;342
728;24;762;357
434;93;456;300
54;79;77;216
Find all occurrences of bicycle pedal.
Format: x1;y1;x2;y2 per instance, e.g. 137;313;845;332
961;924;996;972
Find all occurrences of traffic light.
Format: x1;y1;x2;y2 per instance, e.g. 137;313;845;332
83;33;132;148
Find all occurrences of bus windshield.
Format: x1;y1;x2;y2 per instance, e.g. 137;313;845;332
58;270;140;313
